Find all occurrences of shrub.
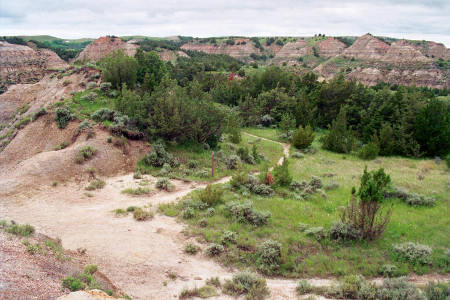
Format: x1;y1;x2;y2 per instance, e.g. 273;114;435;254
55;107;72;129
309;176;323;189
182;207;195;219
220;231;237;245
133;208;153;221
77;120;93;133
380;264;398;278
393;242;432;264
155;177;174;191
53;141;69;151
358;141;379;160
205;243;224;256
144;143;178;167
62;79;72;86
329;221;362;241
225;155;241;170
424;281;450;300
75;146;97;163
126;206;138;212
250;184;274;196
296;279;313;295
184;243;200;255
291;152;304;159
121;187;151;195
260;114;273;127
179;285;218;299
85;179;106;191
272;158;292;186
84;264;98;275
325;181;339;191
290;180;307;191
62;276;85;291
32;107;47;121
5;223;35;237
81;92;97;101
198;185;223;206
222;272;270;299
100;82;112;92
304;227;325;239
187;159;199;169
86;82;97;90
376;277;424;300
256;240;282;274
225;201;271;226
292;125;315;150
340;167;392;240
27;244;40;254
384;186;435;206
91;108;116;122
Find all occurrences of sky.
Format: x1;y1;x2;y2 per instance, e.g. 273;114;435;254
1;0;449;47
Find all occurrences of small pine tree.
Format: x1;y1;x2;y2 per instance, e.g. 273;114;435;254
273;157;292;186
322;107;355;153
227;114;242;144
292;125;315;150
279;114;296;135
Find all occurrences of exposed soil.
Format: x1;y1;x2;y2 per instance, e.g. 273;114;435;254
1;133;448;300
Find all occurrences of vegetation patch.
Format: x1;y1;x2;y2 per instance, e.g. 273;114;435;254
75;146;97;163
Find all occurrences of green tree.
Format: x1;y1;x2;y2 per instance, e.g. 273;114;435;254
322;107;355;153
99;50;139;89
135;48;167;92
227;113;242;144
292;125;315;150
273;157;292;186
279;114;296;135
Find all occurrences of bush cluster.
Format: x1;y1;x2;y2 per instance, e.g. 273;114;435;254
155;177;174;191
393;242;432;264
198;185;223;206
224;201;271;226
75;146;97;164
384;186;435;206
222;272;270;299
205;243;224;256
55;107;73;129
256;240;282;274
144;143;178;167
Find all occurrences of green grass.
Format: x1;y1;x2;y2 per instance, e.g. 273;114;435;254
242;127;284;143
66;90;114;120
160;129;450;278
136;133;283;182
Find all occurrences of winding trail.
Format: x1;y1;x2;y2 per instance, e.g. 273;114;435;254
1;133;447;299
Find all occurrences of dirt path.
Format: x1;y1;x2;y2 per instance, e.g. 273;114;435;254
243;133;290;170
1;134;448;299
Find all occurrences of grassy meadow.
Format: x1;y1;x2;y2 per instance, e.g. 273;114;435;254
161;128;450;278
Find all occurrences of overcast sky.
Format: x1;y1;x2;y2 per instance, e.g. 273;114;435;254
1;0;449;47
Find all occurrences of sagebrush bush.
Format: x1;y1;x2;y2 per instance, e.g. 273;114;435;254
329;221;362;241
250;184;274;196
184;243;200;255
304;227;325;240
198;185;223;206
424;281;450;300
376;277;424;300
296;279;313;295
85;179;106;191
222;272;270;299
325;181;339;190
290;180;308;191
393;242;432;264
53;141;69;151
81;92;97;102
225;155;241;170
77;120;93;133
100;82;112;92
86;82;97;90
155;177;174;191
384;186;435;206
182;207;195;219
55;107;72;129
380;264;398;278
205;243;224;256
256;240;282;274
75;146;97;164
91;108;116;122
144;143;178;167
225;201;271;226
220;231;237;245
133;208;153;221
291;152;304;159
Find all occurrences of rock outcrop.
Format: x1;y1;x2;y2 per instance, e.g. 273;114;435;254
271;40;309;64
76;36;138;62
181;39;259;60
382;41;430;63
0;41;67;88
343;34;390;60
317;37;347;58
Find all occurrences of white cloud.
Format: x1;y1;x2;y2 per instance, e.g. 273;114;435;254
0;0;449;46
